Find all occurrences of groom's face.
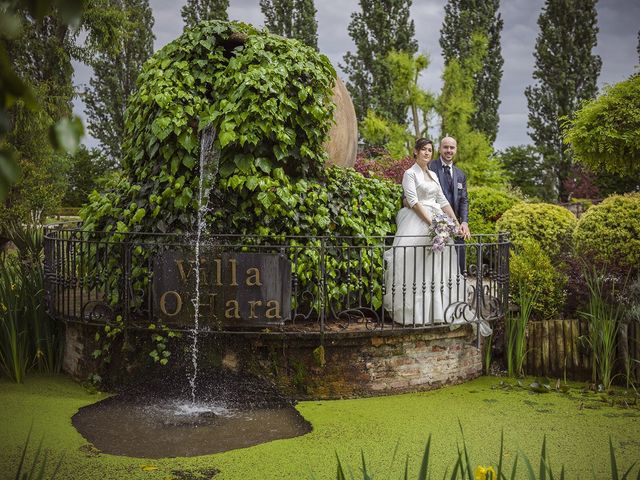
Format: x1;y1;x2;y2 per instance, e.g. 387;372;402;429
440;137;457;164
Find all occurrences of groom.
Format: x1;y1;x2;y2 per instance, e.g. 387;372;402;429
429;136;470;272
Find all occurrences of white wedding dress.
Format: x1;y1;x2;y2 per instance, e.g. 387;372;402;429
383;165;490;335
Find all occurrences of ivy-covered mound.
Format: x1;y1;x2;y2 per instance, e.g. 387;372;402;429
81;20;399;239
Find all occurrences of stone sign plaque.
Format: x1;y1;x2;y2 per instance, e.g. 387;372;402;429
152;250;291;328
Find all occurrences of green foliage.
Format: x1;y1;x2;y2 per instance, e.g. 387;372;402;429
260;0;318;49
214;166;400;238
0;221;62;382
0;255;30;383
1;0;126;202
1;93;70;228
335;430;638;479
563;74;640;176
84;0;155;164
438;33;506;187
82;20;336;236
62;146;113;207
496;145;557;201
573;193;640;273
359;110;412;160
439;0;504;143
496;202;577;259
467;186;522;235
506;282;537;377
525;0;601;201
580;267;624;390
342;0;418;123
384;50;436;138
181;0;229;27
509;238;567;320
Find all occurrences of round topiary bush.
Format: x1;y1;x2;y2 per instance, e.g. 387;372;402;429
573;193;640;272
496;202;577;258
467;186;522;235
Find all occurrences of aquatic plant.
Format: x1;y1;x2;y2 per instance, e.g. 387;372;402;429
506;278;537;377
334;428;638;480
580;266;624;390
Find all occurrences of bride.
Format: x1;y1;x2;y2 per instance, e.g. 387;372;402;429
383;138;473;327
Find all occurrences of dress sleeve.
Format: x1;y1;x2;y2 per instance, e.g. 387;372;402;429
430;172;451;209
402;169;419;208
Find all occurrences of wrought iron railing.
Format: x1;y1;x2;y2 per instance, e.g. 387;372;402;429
44;224;509;338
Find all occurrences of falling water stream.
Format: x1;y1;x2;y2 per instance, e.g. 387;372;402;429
188;124;218;403
71;125;311;458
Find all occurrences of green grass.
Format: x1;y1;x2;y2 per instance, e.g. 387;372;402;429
0;375;638;479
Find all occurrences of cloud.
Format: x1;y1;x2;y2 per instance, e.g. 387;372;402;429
72;0;639;153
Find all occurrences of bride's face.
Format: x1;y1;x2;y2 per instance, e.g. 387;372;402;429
415;143;433;169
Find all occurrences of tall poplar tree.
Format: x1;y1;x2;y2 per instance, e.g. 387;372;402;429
181;0;229;28
259;0;318;49
525;0;601;201
84;0;155;164
438;33;505;187
342;0;418;124
439;0;503;144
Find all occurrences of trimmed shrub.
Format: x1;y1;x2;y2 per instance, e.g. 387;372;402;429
510;238;567;320
467;186;522;235
496;202;577;258
573;193;640;273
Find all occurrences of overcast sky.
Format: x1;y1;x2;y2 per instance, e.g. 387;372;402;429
73;0;640;152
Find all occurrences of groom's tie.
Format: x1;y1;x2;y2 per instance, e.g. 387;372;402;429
444;165;453;191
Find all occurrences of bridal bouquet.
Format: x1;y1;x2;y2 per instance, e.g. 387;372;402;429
429;213;460;252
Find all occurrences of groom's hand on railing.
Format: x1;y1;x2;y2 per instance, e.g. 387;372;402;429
459;222;471;240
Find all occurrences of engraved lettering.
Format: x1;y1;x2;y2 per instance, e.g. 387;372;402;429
225;300;240;319
245;267;262;286
159;291;182;316
265;300;281;319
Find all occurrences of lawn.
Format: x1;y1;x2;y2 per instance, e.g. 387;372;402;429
0;375;638;479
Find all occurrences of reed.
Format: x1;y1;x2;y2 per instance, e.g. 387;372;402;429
506;280;536;377
581;267;623;390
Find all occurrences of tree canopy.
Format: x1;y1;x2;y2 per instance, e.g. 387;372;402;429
525;0;601;201
438;33;505;187
259;0;318;49
562;74;640;175
181;0;229;28
439;0;503;144
84;0;155;165
342;0;418;124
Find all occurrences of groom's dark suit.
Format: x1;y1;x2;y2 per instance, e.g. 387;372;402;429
429;159;469;271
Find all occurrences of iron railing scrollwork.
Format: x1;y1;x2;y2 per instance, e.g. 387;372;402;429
43;224;510;338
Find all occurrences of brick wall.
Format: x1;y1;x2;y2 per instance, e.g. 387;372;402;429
63;322;483;399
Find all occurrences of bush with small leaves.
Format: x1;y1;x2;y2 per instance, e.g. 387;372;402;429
496;202;577;259
573;192;640;274
510;238;567;319
467;186;522;235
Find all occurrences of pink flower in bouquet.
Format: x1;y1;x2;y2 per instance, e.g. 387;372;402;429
430;213;459;252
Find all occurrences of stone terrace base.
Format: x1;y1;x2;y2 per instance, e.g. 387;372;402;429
63;322;483;399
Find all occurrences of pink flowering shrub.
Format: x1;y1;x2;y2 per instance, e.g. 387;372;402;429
354;147;414;184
